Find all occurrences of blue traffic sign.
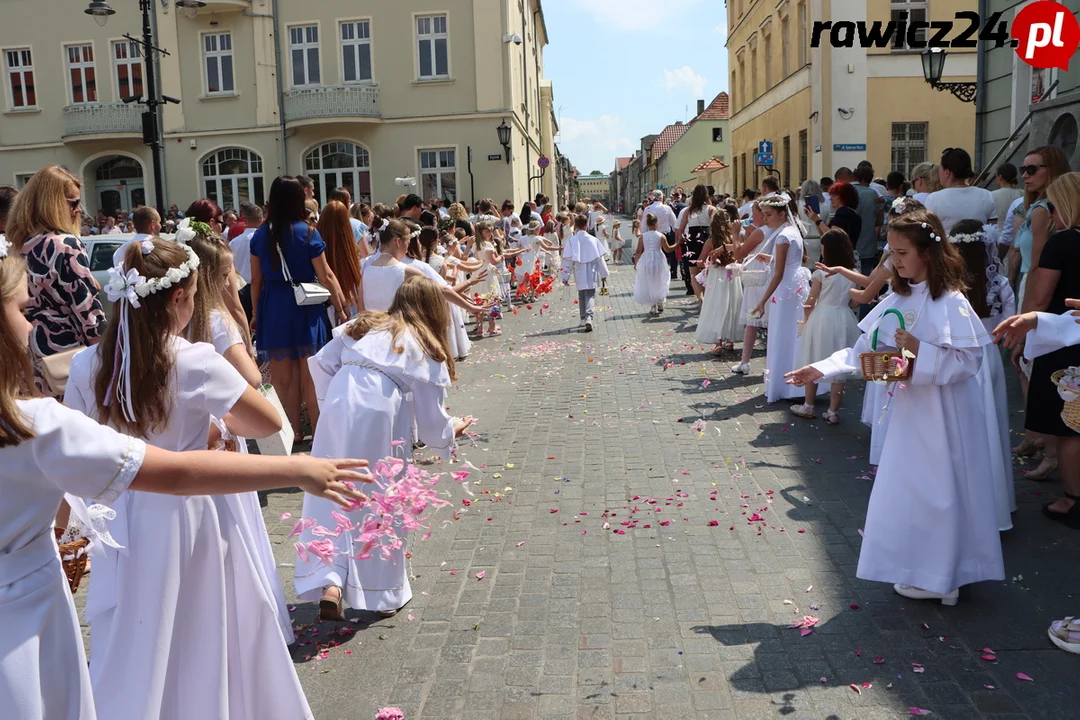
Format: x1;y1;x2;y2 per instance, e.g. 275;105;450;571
758;140;773;155
755;152;774;167
833;143;867;152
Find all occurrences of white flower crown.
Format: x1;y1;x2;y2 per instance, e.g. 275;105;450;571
948;231;984;244
0;235;10;259
104;242;200;309
756;193;791;209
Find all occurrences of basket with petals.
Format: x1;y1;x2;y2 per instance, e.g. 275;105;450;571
55;527;90;594
859;309;914;382
1051;368;1080;432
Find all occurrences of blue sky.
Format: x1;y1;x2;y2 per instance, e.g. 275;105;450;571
541;0;730;175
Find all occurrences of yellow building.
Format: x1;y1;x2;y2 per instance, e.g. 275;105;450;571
575;174;609;205
727;0;976;193
0;0;557;214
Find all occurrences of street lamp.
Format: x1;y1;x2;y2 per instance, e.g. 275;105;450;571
83;0;195;214
920;48;977;104
497;120;512;165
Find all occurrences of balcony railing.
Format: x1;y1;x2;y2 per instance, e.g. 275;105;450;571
283;85;380;124
62;103;142;138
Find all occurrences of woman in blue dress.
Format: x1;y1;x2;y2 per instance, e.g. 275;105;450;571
250;176;347;439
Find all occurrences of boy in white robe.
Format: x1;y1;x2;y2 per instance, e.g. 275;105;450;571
561;214;609;332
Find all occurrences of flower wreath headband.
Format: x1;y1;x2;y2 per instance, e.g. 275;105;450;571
0;236;10;259
755;192;791;209
102;240;200;423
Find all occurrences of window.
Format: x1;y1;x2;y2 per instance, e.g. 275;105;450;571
290;25;320;87
799;129;808;184
202;148;264;210
892;0;927;51
341;20;372;83
416;15;449;79
781;17;790;77
732;156;738;193
750;48;757;100
730;70;737;111
419;148;457;202
764;34;772;89
14;172;34;189
66;44;97;104
4;48;35;108
797;2;807;66
891;122;928;177
304;142;371;206
782;136;791;188
113;40;143;100
741;152;747;191
712;127;723;142
203;32;234;94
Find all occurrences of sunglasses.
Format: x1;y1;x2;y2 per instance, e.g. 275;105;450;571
1021;164;1047;176
68;198;82;210
1047;201;1056;215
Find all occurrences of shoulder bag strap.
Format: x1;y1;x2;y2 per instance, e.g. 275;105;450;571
275;224;294;284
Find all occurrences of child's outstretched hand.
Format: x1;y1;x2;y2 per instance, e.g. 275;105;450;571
453;416;475;437
785;366;824;386
993;311;1038;348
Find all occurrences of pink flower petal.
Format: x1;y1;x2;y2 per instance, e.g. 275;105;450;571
280;513;292;520
549;508;558;513
800;628;813;636
981;654;997;661
909;708;932;716
707;520;720;526
849;684;862;695
1016;672;1034;682
516;541;526;547
475;571;486;580
874;657;885;664
849;603;860;610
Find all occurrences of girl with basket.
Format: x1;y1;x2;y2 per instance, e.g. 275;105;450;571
786;209;1003;606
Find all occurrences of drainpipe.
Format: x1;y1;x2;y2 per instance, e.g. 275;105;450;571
974;0;987;175
272;0;288;175
468;146;475;209
520;0;530;196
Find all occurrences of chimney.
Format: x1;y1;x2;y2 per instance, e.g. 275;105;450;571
697;99;705;116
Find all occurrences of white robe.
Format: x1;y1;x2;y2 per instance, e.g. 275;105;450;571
208;310;295;641
0;399;144;720
1024;308;1080;359
811;283;1004;594
977;281;1017;531
561;231;609;290
65;338;313;720
763;224;806;402
295;328;455;611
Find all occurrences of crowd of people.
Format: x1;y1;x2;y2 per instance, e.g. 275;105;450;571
0;142;1078;718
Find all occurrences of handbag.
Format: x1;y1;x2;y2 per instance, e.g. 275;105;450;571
40;346;84;396
254;384;295;456
739;226;780;287
275;227;331;307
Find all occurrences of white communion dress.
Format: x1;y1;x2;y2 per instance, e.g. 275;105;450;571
695;262;744;344
401;256;472;359
295;328;455;612
633;230;670;307
977;277;1017;531
763;224;806;403
795;271;861;374
0;398;144;720
810;283;1004;595
361;258;408;312
66;338;312;720
208;310;294;641
740;226;775;330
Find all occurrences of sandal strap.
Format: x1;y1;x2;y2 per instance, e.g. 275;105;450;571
1051;616;1080;641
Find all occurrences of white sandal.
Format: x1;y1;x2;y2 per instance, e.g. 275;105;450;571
1048;616;1080;654
790;404;816;419
824;411;840;425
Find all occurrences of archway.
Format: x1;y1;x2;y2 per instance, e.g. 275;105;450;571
90;156;145;217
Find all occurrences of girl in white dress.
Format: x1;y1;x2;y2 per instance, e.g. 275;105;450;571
474;221;524;336
790;230;861;423
186;232;294;642
297;278;473;619
632;213;677;314
696;214;743;353
751;194;807;403
733;204;771;374
63;239;369;720
787;210;1003;606
610;220;625;264
0;241;369;720
950;219;1016;531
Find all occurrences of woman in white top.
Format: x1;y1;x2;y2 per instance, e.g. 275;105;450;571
924;149;997;233
751;194;807;403
0;242;367;720
64;239;361;720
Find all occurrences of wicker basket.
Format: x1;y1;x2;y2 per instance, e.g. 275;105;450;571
859;308;914;382
55;527;90;594
1051;370;1080;433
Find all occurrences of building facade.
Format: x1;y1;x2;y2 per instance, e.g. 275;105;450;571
975;1;1079;179
654;93;731;194
728;0;977;194
575;174;609;205
0;0;555;215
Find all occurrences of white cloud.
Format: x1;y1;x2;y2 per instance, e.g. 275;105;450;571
715;21;728;44
576;0;706;31
558;115;635;160
663;66;709;97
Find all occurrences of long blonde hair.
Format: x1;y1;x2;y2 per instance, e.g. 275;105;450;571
5;166;81;249
187;232;253;354
0;255;34;446
909;162;941;193
1047;172;1080;229
93;240;197;437
346;276;455;381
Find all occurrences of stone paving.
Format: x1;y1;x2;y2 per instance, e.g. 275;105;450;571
80;246;1080;719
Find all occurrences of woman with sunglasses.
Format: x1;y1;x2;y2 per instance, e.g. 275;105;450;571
3;165;106;397
1008;146;1072;473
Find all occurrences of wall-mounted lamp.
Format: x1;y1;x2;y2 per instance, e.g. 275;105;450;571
921;48;977;103
809;111;819;123
837;107;855;119
497;120;512;164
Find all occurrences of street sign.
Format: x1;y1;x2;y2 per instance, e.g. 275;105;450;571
758;140;773;155
833;143;867;152
537;155;550;169
755;152;774;167
488;154;502;161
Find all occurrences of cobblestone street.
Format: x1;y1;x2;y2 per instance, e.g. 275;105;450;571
85;252;1080;719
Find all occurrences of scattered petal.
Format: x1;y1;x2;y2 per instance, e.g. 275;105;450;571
475;571;486;580
909;708;933;716
279;513;292;520
849;684;862;695
850;603;860;610
981;654;997;662
1016;672;1034;682
874;657;885;664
